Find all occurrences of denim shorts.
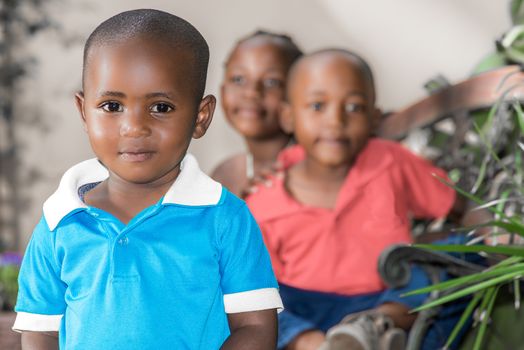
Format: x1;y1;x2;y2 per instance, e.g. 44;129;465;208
278;264;469;350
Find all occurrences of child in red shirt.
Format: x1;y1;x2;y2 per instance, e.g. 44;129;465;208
247;49;458;350
211;31;302;196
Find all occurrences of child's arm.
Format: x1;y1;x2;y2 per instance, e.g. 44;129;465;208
14;217;66;346
217;201;282;348
21;331;58;350
221;309;277;350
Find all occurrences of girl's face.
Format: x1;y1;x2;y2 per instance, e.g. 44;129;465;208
221;38;290;140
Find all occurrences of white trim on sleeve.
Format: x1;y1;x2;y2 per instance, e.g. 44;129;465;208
223;288;283;313
12;312;63;333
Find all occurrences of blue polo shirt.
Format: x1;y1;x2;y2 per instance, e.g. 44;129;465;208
14;154;282;349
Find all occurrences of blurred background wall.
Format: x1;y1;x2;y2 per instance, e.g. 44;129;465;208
3;0;511;248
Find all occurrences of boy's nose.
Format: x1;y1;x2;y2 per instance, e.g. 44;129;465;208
242;80;263;99
326;104;347;126
120;111;152;137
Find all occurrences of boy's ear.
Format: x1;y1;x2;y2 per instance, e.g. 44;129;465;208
279;102;294;134
193;94;216;139
75;91;88;131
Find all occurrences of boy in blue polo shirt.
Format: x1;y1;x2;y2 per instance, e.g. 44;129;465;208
13;9;282;350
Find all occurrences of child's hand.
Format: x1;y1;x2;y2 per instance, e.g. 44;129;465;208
241;161;285;198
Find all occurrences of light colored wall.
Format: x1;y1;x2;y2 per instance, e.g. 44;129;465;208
16;0;510;247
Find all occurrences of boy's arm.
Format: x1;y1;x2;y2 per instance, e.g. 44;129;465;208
221;309;277;350
21;331;58;350
14;217;66;340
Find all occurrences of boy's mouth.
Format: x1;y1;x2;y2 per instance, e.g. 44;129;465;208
236;106;265;119
118;150;155;162
317;137;350;147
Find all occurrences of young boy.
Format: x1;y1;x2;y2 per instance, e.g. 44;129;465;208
212;31;302;197
246;49;457;350
13;9;282;350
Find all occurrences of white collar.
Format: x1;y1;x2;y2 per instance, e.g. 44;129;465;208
43;154;222;230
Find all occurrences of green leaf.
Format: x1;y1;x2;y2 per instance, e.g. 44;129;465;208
403;263;524;296
471;157;488;195
514;101;524;136
444;291;484;349
451;218;524;237
473;286;500;350
494;255;524;267
411;270;523;312
435;176;513;222
415;244;524;256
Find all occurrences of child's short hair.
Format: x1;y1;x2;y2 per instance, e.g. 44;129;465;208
289;48;376;102
226;29;303;67
82;9;209;100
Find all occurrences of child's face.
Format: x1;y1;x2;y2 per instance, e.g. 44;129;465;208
284;53;379;168
221;38;289;140
75;38;215;185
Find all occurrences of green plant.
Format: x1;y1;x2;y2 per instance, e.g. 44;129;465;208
0;252;21;311
404;98;524;350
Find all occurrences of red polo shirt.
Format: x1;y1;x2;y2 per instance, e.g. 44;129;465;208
247;138;455;295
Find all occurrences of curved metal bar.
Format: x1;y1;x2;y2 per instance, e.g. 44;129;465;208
378;244;484;289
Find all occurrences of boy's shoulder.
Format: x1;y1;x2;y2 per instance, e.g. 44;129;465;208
352;137;431;171
364;137;411;157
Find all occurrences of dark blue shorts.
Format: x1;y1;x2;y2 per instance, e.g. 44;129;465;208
278;265;469;350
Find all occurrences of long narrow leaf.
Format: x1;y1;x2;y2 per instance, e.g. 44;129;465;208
444;291;485;349
415;244;524;256
411;271;522;312
403;263;524;296
451;219;524;237
473;121;502;164
514;100;524;135
435;176;523;229
492;255;524;267
471;157;488;195
473;286;500;350
472;197;521;211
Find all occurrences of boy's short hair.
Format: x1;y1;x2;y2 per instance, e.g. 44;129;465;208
82;9;209;100
226;30;303;67
288;48;376;103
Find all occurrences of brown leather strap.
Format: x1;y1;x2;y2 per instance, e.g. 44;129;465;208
378;65;524;140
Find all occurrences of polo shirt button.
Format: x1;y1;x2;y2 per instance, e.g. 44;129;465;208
118;236;129;245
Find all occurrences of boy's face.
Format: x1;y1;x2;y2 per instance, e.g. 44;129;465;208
283;53;379;168
76;38;215;185
221;38;289;140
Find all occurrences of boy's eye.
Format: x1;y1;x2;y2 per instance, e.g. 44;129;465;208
100;101;123;112
230;75;246;86
150;103;174;113
310;102;324;112
346;103;366;113
263;78;284;89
